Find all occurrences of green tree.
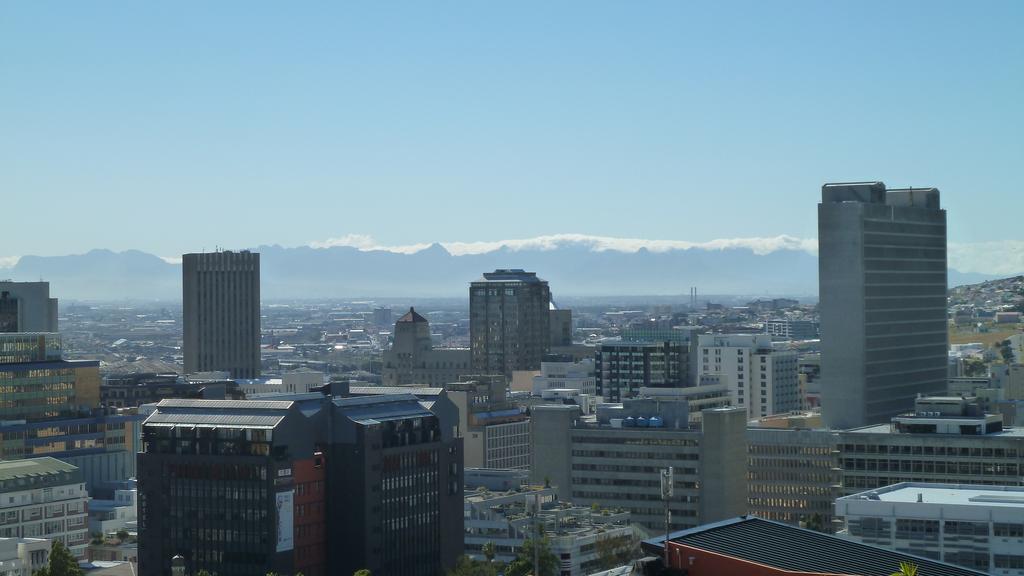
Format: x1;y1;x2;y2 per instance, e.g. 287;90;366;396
32;541;83;576
504;537;558;576
353;570;372;576
481;542;496;563
116;529;130;542
890;561;918;576
447;555;498;576
804;512;825;532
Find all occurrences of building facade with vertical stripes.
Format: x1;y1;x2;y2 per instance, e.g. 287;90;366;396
182;251;261;379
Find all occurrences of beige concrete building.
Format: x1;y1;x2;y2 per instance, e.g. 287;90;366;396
448;376;530;470
530;401;747;534
381;308;471;387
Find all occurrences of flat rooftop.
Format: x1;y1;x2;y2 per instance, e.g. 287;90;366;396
844;483;1024;508
844;423;1024;436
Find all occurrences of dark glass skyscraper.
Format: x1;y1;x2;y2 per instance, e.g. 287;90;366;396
470;269;551;377
182;251;261;379
818;182;948;429
137;392;463;576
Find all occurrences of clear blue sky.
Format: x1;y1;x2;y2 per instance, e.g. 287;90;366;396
2;1;1022;258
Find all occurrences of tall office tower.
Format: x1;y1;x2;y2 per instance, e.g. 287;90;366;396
182;251;261;379
0;281;58;332
819;182;948;429
470;269;551;377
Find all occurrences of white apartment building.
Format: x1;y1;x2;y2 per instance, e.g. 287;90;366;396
837;483;1024;575
0;538;49;576
532;358;596;396
696;334;800;418
0;458;90;559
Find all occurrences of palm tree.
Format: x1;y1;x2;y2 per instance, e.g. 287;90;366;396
890;561;918;576
482;542;496;563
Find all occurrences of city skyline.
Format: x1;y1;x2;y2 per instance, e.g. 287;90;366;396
3;1;1023;260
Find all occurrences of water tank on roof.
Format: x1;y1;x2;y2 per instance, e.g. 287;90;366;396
637;416;649;427
649;416;663;428
624;417;636;427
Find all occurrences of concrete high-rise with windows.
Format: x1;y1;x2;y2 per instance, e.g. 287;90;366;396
696;334;800;418
531;402;747;534
818;182;948;429
470;269;550;377
0;282;58;333
182;251;261;379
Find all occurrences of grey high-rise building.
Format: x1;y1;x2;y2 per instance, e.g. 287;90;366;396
818;182;947;429
470;269;550;377
0;281;58;333
182;251;261;379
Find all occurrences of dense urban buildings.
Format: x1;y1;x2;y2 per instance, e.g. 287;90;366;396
818;182;948;429
0;282;58;333
380;307;471;386
182;250;261;379
470;269;551;377
137;390;464;576
746;395;1024;535
531;401;747;533
837;483;1024;574
0;458;90;559
0;332;140;489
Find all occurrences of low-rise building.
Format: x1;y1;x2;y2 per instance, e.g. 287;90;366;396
837;482;1024;574
642;516;986;576
464;485;635;576
532;357;596;396
0;458;90;559
0;537;50;576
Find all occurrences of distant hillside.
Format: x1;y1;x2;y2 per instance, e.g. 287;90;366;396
2;243;992;301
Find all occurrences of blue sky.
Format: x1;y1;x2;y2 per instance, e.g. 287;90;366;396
2;1;1022;265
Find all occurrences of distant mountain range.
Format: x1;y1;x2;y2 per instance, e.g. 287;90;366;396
0;244;1007;301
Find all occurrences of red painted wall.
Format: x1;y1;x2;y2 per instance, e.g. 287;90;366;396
294;452;327;576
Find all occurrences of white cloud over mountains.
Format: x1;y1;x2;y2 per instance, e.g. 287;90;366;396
948;241;1024;276
0;256;19;269
310;233;820;257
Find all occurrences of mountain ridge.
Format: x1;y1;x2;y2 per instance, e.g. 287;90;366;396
1;245;1009;301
